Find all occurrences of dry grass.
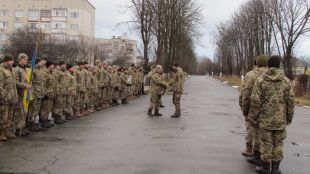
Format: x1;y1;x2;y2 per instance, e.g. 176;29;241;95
215;76;242;87
296;93;310;107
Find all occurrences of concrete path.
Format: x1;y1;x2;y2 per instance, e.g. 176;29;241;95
0;76;309;174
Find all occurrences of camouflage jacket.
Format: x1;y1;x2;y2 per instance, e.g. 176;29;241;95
43;69;56;100
32;65;45;99
90;72;98;93
75;67;86;93
0;64;18;104
239;67;267;116
14;64;28;99
149;72;168;95
54;68;68;95
66;71;77;97
248;68;295;130
173;67;185;93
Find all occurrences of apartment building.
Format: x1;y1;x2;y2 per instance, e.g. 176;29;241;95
0;0;95;55
96;36;138;64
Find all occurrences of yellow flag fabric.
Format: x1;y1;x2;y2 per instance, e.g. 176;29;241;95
23;68;33;113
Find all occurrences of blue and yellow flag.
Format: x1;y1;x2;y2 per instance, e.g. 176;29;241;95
23;31;41;113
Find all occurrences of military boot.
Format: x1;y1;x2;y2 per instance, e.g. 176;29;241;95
171;112;181;118
147;109;154;116
41;119;51;128
74;110;82;118
29;123;41;132
0;129;8;141
154;109;163;117
256;161;271;174
271;161;281;174
4;127;16;139
160;104;165;108
65;113;74;120
54;116;64;124
247;150;261;165
242;142;253;157
15;128;30;137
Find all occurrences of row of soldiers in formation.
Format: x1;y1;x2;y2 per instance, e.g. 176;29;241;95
239;55;295;174
0;53;145;141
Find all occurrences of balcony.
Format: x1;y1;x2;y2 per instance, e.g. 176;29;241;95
51;28;67;33
52;16;67;22
41;17;51;22
28;17;40;22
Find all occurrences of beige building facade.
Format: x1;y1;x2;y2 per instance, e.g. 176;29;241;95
96;36;138;64
0;0;95;55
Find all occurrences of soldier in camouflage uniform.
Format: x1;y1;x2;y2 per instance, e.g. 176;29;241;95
94;60;103;110
120;67;131;104
88;66;98;113
28;58;47;132
0;55;18;141
106;66;114;106
249;56;295;174
239;54;269;160
14;53;31;136
53;61;67;124
147;65;168;116
73;62;86;117
64;64;77;119
112;66;121;106
171;63;185;118
41;61;56;128
101;62;109;108
83;62;92;114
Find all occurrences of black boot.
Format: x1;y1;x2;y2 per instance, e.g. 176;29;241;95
171;112;181;118
154;109;162;117
147;109;154;116
15;128;31;136
247;150;262;165
160;104;165;108
41;119;51;128
54;116;64;124
271;161;281;174
256;161;271;174
122;99;129;104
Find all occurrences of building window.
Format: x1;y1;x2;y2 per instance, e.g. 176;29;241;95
52;22;66;29
0;22;8;29
70;12;79;19
15;23;23;29
41;23;51;29
52;33;66;41
28;10;40;18
0;10;8;16
28;23;40;29
53;9;67;17
70;24;78;31
0;33;7;41
15;10;23;18
41;10;52;17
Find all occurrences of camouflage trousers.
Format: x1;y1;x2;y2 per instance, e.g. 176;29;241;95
64;95;75;115
149;94;162;110
13;100;26;129
85;90;91;110
173;92;182;113
244;120;253;144
120;88;128;100
113;88;120;99
41;99;53;120
73;92;85;112
53;95;64;116
28;98;42;122
0;104;14;129
88;92;96;110
260;129;287;163
95;88;103;108
101;87;107;104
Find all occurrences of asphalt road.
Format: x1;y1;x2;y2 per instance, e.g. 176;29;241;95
0;76;309;174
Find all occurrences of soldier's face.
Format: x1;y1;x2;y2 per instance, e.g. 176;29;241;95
6;60;14;66
48;65;55;71
20;58;28;65
60;64;66;70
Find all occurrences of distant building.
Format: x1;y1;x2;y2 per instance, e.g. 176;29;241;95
0;0;95;56
292;57;309;75
96;36;138;64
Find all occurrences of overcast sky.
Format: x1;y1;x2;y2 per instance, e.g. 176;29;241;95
89;0;310;59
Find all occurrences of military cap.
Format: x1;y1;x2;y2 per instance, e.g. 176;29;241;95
18;53;28;61
256;54;269;67
3;55;13;62
268;56;281;68
46;61;55;68
59;61;66;66
67;64;74;70
35;58;43;64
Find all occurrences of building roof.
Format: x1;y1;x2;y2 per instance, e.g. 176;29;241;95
86;0;96;9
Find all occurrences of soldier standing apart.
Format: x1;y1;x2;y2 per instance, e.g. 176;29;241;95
0;55;18;141
171;63;185;118
239;54;269;160
249;56;295;174
14;53;31;136
147;65;168;117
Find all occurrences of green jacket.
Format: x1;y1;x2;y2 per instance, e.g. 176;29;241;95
249;68;295;130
